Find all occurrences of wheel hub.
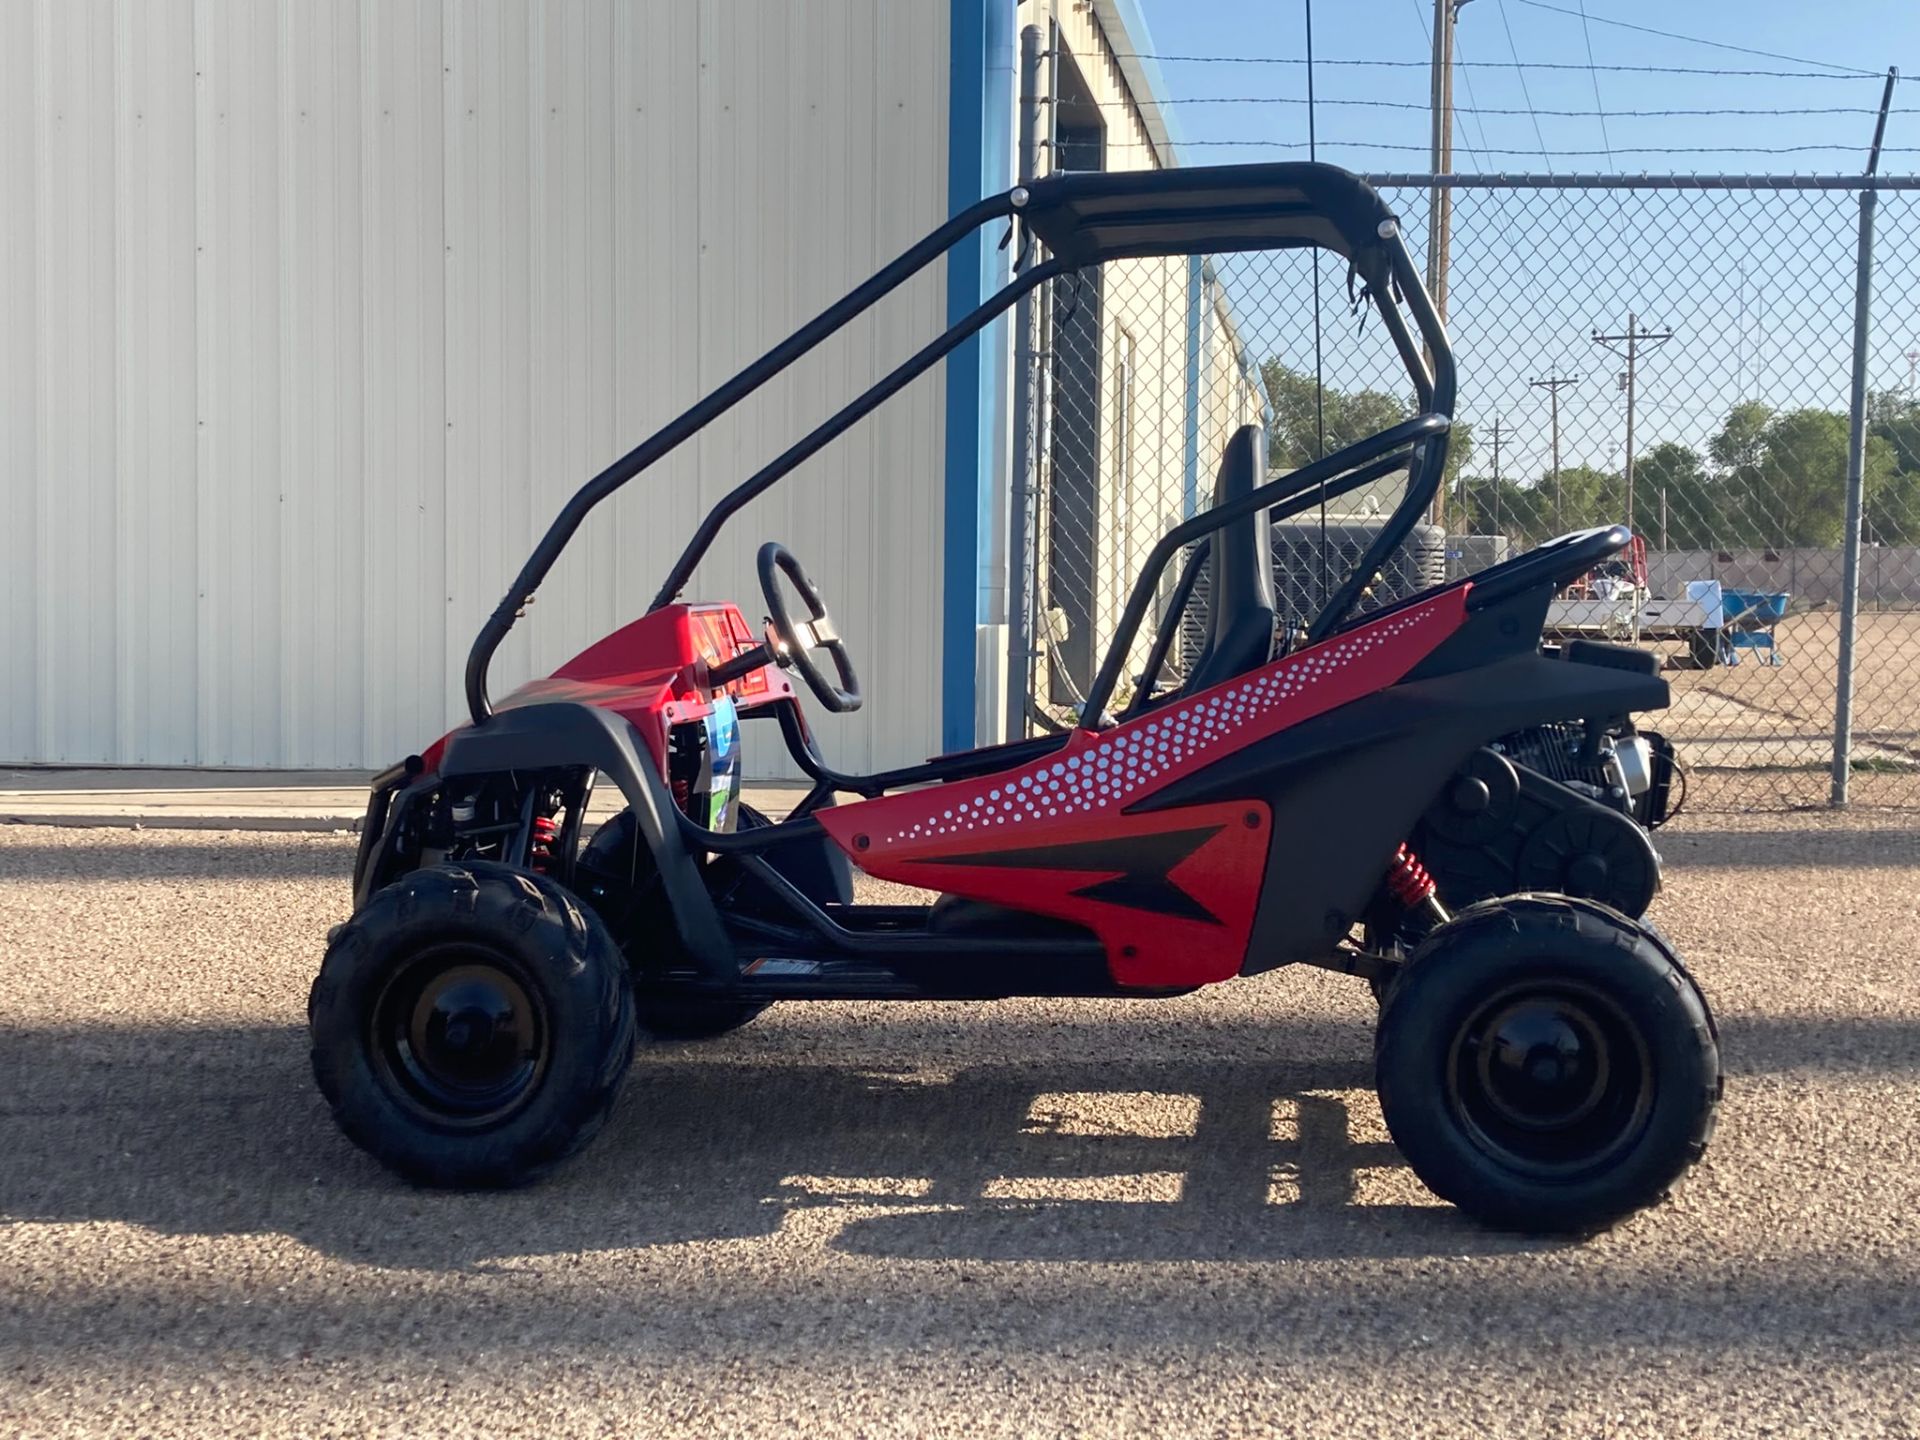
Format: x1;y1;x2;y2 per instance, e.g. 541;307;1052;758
1447;982;1652;1177
373;949;549;1127
1479;1000;1608;1129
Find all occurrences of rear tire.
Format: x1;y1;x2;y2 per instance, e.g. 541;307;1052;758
309;862;636;1189
1374;893;1720;1235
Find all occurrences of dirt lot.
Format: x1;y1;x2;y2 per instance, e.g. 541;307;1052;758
4;816;1920;1438
1638;609;1920;810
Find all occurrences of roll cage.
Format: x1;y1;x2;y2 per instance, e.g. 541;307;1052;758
462;161;1458;734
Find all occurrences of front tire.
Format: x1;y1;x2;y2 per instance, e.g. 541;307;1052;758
1374;894;1720;1235
309;862;637;1188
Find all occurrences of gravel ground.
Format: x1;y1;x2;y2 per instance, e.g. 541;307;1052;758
3;815;1920;1438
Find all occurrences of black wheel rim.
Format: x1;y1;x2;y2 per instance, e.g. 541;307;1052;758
371;944;550;1129
1444;980;1654;1179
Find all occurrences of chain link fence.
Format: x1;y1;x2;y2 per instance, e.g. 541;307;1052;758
1011;175;1920;810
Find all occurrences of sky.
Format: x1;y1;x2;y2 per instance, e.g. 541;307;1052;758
1132;0;1920;174
1121;0;1920;501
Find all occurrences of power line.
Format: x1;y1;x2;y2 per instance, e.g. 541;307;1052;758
1573;0;1613;171
1511;0;1881;76
1114;53;1892;79
1450;34;1500;169
1496;0;1555;176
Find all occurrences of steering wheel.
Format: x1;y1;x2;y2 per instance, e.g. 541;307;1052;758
757;542;863;714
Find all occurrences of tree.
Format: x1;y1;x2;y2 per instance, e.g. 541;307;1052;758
1260;363;1408;471
1709;401;1773;473
1742;409;1895;548
1633;442;1715;550
1867;391;1920;543
1453;476;1551;546
1258;361;1474;516
1544;464;1624;534
1708;402;1774;546
1867;467;1920;546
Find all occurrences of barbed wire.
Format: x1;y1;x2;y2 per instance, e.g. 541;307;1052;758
1074;97;1908;119
1572;0;1614;170
1113;53;1895;80
1495;0;1556;177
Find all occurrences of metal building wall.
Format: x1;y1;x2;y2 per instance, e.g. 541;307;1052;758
1;0;951;775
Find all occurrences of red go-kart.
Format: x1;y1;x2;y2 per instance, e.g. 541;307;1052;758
311;165;1718;1235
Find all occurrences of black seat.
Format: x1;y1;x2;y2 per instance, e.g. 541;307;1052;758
1184;425;1277;693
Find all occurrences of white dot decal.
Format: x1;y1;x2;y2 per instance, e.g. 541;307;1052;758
879;600;1445;840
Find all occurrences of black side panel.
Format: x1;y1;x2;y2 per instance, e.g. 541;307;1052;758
1134;655;1671;969
1565;637;1661;676
437;703;730;964
725;800;855;911
1402;584;1555;681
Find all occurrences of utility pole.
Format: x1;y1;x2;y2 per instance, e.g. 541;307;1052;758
1427;0;1471;324
1530;370;1580;533
1427;0;1471;532
1907;347;1918;399
1592;313;1674;535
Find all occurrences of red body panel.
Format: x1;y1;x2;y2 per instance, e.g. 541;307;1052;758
818;586;1471;988
421;602;792;773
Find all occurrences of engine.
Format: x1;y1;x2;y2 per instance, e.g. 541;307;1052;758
1495;720;1678;830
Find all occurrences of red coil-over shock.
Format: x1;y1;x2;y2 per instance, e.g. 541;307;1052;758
1386;843;1449;923
529;815;561;873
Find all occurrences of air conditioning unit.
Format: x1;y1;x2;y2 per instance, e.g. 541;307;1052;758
1178;520;1447;669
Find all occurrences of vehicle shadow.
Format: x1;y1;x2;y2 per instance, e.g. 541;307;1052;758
0;1015;1528;1271
9;1006;1908;1275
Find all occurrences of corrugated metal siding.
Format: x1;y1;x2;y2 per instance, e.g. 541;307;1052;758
2;0;950;774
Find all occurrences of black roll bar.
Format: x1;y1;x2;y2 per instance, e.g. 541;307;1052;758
649;255;1066;612
462;164;1456;728
1304;237;1456;641
1078;412;1449;724
1125;443;1429;716
464;192;1018;724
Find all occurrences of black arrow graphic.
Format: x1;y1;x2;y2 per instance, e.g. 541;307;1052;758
906;825;1226;924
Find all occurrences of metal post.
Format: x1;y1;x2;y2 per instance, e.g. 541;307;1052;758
1003;24;1045;744
1834;67;1900;805
1425;0;1466;532
1833;206;1874;804
1624;314;1637;534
